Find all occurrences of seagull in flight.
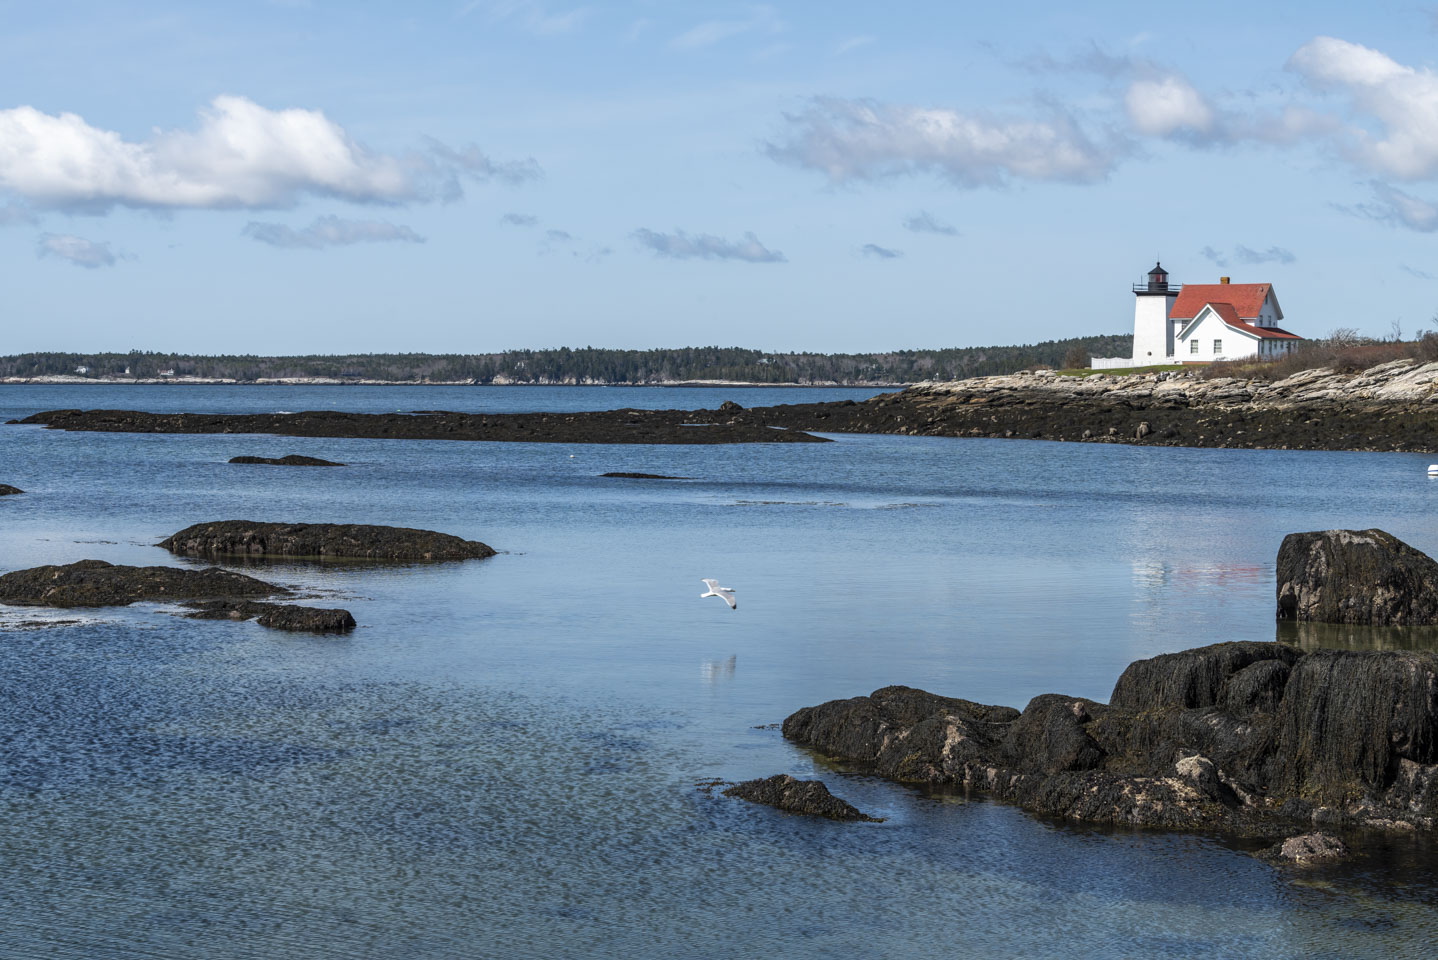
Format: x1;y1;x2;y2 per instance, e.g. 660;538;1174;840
700;579;737;610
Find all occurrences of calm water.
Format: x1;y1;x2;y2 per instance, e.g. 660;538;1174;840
2;384;1437;959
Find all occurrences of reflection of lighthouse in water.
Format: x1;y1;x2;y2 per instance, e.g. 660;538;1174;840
701;655;736;683
1130;558;1270;629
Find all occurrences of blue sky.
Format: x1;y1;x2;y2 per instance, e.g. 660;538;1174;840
2;1;1437;353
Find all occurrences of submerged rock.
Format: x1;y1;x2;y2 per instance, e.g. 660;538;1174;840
722;774;883;822
158;521;495;562
184;599;356;632
0;559;285;607
782;641;1438;836
0;484;22;496
1276;529;1438;625
1258;832;1350;865
229;455;346;467
600;472;691;480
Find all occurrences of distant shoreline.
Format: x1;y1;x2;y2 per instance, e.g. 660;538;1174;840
0;376;907;388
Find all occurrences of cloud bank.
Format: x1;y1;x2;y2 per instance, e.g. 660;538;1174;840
243;215;426;249
0;95;538;212
632;228;786;263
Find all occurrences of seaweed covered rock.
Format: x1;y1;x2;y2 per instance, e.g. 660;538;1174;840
1276;529;1438;625
0;484;22;496
159;521;495;562
229;455;345;467
1258;832;1350;865
0;559;286;607
782;641;1438;837
184;599;356;632
722;774;883;822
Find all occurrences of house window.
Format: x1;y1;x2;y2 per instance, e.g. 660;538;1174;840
1213;339;1222;354
1190;340;1199;354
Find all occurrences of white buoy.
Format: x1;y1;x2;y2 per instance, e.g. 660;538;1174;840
1429;464;1438;476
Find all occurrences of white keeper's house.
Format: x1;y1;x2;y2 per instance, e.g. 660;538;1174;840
1091;262;1303;369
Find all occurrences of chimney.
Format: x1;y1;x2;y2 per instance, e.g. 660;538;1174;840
1219;276;1230;284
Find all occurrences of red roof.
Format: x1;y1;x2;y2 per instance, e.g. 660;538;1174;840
1171;283;1271;320
1192;302;1303;340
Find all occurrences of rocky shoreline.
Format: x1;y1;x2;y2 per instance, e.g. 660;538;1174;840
745;359;1438;452
17;359;1438;450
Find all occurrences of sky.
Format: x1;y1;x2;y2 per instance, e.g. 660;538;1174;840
2;1;1438;354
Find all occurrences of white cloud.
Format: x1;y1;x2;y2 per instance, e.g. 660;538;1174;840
672;5;782;49
1352;180;1438;231
860;243;901;259
1235;244;1296;265
767;97;1121;187
1199;245;1229;268
1201;244;1297;265
834;35;874;56
463;1;588;35
1289;36;1438;179
500;212;539;226
633;228;786;263
1401;263;1436;280
1125;74;1216;139
243;215;426;249
0;96;538;212
902;211;958;236
37;233;117;268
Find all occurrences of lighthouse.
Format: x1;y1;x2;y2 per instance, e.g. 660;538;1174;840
1131;262;1181;363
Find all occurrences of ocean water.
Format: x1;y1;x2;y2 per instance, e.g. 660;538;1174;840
1;384;1437;959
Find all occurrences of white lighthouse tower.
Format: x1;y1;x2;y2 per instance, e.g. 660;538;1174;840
1131;262;1180;364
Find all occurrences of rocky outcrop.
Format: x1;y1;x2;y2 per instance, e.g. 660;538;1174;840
722;774;883;822
735;359;1438;452
229;455;345;466
0;559;285;607
1276;529;1438;625
0;484;21;496
1258;832;1350;865
158;521;495;562
600;472;691;480
184;599;356;632
18;408;829;445
782;641;1438;837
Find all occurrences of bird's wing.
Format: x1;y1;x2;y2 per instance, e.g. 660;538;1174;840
701;579;720;590
718;589;737;609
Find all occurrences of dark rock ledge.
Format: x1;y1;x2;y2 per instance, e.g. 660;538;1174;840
0;559;355;633
159;521;495;562
781;641;1438;841
0;485;22;496
229;455;346;467
184;599;356;632
0;559;283;607
723;774;884;822
0;559;356;632
18;408;830;445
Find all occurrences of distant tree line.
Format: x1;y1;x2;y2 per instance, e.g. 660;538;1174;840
0;336;1134;384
